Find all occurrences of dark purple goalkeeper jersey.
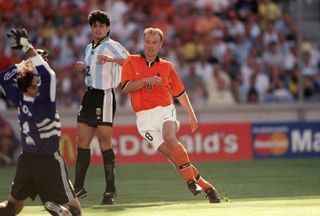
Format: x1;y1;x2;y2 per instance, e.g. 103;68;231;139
0;55;61;155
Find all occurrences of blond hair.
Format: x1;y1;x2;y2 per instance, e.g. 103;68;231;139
144;28;163;42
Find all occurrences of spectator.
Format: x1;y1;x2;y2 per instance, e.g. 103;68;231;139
310;64;320;101
195;52;213;81
262;21;279;47
240;56;256;102
0;115;20;166
182;61;207;105
258;0;281;30
288;66;299;100
274;9;297;41
206;57;235;106
173;52;190;80
233;34;252;64
0;43;12;71
301;49;318;77
112;12;138;44
243;12;261;46
264;65;294;103
224;10;245;40
283;43;297;72
262;41;283;68
252;62;270;102
0;0;315;106
247;77;260;103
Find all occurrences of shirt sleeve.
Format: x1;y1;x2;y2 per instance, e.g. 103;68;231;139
105;41;129;60
121;56;134;90
115;42;130;59
30;55;57;103
0;65;21;106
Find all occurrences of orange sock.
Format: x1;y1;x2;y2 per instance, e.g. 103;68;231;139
171;144;195;181
191;164;213;191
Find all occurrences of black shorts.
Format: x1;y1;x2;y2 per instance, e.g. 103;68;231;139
77;88;116;127
10;152;75;204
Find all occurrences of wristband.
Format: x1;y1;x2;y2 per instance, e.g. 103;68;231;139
22;43;34;53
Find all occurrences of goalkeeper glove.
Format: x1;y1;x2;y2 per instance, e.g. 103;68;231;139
7;28;33;53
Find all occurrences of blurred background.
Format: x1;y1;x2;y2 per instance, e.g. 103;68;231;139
0;0;320;166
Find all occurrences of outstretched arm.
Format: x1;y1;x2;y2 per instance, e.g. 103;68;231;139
122;76;162;93
97;54;126;66
7;28;56;102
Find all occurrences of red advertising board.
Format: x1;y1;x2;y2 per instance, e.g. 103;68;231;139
59;123;252;165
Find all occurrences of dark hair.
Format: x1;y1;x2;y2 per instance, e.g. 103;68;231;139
17;72;35;92
88;10;110;27
208;56;219;65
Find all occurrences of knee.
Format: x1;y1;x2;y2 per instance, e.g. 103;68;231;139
99;142;112;150
77;137;91;148
163;133;177;147
98;135;112;150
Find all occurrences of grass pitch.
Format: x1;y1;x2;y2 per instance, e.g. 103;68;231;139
0;158;319;216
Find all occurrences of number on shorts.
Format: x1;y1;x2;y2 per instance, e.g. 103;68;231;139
145;132;153;142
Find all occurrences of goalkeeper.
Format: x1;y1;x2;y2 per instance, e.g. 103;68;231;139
0;28;81;216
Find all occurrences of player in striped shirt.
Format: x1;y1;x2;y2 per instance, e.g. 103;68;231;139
121;28;221;203
0;28;81;215
74;10;129;205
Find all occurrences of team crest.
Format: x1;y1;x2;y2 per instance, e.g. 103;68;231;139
96;108;101;120
146;83;153;91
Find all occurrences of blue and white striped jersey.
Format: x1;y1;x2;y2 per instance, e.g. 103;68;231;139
0;55;61;155
84;37;129;90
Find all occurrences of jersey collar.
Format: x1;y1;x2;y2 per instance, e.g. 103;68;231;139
23;94;35;102
141;54;160;67
91;35;110;49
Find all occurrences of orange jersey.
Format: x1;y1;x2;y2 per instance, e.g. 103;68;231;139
121;54;185;112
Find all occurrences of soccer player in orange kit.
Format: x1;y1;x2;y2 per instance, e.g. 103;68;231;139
121;27;220;203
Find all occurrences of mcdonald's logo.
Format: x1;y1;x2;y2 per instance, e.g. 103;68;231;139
59;133;76;163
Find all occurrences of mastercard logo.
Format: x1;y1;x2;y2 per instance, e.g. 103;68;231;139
254;133;289;156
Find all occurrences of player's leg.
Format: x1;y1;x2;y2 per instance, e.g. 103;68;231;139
74;122;96;197
97;125;116;205
0;195;25;216
4;152;36;215
189;164;213;190
39;153;82;215
190;164;221;203
161;121;202;195
0;201;15;216
75;89;98;197
161;120;194;181
97;88;117;205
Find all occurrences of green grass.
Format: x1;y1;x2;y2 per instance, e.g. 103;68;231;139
1;158;320;215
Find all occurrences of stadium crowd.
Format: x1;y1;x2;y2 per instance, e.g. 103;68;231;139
0;0;320;110
0;115;20;166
